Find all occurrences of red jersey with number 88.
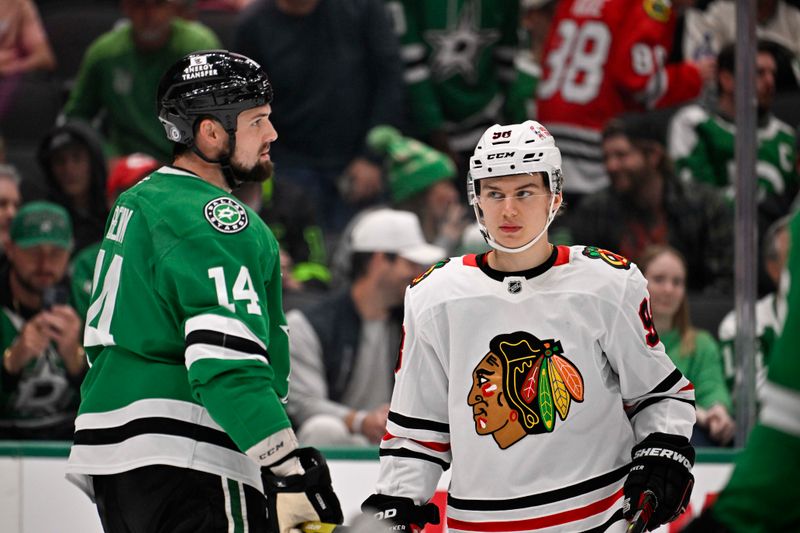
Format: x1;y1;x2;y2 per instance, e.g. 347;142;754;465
537;0;701;130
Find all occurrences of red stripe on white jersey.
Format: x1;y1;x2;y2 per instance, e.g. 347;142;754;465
382;432;451;452
447;488;623;531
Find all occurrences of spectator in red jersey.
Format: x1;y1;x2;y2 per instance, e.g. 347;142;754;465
536;0;715;203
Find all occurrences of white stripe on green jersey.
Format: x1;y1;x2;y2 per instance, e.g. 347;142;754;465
668;104;798;200
713;210;800;530
67;166;293;495
760;382;800;438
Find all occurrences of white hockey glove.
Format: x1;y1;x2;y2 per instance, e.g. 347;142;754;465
261;447;344;533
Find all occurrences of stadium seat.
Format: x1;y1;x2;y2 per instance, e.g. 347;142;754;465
688;292;734;339
772;90;800;129
0;76;63;144
5;143;49;201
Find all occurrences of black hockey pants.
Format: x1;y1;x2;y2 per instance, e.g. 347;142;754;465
92;465;270;532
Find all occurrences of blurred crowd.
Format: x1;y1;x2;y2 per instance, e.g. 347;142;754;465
0;0;799;447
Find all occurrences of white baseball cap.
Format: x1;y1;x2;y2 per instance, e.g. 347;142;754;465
351;209;446;266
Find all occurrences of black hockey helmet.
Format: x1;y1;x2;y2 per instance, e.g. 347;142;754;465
157;50;273;146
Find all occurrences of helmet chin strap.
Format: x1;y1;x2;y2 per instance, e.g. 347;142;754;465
190;129;241;190
476;194;561;255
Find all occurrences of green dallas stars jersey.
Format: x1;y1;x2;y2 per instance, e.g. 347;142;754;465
712;210;800;531
389;0;525;151
668;105;799;206
66;167;291;495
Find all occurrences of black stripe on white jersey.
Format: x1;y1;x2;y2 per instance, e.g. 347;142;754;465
649;369;684;394
388;411;450;433
628;396;696;419
185;330;269;363
73;417;240;451
447;464;629;511
380;448;450;470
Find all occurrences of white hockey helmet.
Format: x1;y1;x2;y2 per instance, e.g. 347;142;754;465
467;121;564;254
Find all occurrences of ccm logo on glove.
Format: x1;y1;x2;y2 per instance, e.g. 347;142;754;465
258;440;287;462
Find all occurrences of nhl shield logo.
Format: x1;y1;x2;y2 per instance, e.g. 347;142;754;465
507;280;522;294
205;197;248;234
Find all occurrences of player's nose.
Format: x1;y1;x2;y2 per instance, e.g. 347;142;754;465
501;197;519;215
262;122;278;144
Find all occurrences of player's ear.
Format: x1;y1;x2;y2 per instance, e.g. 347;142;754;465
554;191;563;209
195;118;224;153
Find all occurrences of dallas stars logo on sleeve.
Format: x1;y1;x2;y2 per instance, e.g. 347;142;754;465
205;197;249;234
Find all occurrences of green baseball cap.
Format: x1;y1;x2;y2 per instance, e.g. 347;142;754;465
10;201;73;250
367;125;456;203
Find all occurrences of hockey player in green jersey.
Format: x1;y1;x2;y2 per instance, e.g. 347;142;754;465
65;50;343;533
684;211;800;531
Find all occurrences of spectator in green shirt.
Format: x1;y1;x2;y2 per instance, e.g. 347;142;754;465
62;0;221;161
639;244;735;447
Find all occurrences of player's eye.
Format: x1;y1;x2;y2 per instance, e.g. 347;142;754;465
516;190;533;199
486;191;504;200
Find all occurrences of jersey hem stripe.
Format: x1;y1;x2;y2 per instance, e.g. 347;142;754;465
447;464;628;511
446;488;623;531
74;416;239;451
74;398;224;432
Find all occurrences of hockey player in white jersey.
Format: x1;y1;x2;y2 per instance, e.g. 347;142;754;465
361;121;697;532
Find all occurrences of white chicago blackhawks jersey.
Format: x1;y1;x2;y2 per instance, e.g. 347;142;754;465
376;245;695;532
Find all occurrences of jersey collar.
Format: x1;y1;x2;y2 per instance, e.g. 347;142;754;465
475;246;560;282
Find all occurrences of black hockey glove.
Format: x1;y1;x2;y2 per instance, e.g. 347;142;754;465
261;447;343;533
623;432;695;531
362;494;440;532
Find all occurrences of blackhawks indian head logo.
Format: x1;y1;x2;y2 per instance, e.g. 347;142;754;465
468;331;584;449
